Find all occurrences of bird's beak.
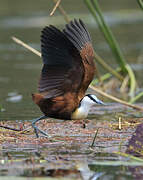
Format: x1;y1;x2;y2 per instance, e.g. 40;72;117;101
91;95;106;105
96;99;106;105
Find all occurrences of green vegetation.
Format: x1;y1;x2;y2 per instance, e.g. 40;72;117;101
137;0;143;10
83;0;137;99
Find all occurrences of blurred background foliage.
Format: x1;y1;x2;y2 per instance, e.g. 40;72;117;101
0;0;143;120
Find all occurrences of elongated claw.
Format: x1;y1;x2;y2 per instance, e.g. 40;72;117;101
31;115;50;138
32;124;50;138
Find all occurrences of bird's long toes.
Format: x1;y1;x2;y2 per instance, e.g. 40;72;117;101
32;124;39;138
37;127;50;137
32;124;50;138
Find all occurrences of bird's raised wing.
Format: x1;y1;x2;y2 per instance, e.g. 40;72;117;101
63;19;95;98
39;23;84;98
39;19;95;99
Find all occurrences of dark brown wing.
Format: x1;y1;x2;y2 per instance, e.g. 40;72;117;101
63;19;95;99
33;19;95;118
39;25;84;98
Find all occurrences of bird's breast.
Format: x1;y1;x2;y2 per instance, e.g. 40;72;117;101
71;107;88;120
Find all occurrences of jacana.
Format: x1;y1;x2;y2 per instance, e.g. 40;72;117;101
32;19;104;137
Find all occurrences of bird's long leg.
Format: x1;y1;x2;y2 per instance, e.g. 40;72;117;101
32;115;50;138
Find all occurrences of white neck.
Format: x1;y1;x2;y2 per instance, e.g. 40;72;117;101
71;94;104;120
71;97;94;120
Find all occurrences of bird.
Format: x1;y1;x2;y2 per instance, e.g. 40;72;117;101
32;19;104;138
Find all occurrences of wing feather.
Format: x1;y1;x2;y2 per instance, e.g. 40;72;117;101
39;25;84;98
39;19;95;100
63;19;95;97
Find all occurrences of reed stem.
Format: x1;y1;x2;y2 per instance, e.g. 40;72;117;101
129;91;143;104
94;52;124;81
137;0;143;10
83;0;137;97
50;0;61;16
52;0;70;23
90;128;99;147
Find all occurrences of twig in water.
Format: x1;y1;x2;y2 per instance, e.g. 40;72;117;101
115;151;143;162
12;37;41;57
52;0;69;23
16;126;33;134
12;36;143;112
118;117;122;130
90;128;99;147
50;0;61;16
120;75;129;93
0;125;21;131
89;85;143;111
0;124;32;134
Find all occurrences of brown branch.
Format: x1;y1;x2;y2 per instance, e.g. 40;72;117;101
89;85;143;111
0;125;21;131
12;37;41;57
52;0;70;23
50;0;61;16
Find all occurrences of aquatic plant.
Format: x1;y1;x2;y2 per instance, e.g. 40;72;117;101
83;0;136;99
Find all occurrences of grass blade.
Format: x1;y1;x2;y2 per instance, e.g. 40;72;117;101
83;0;137;97
129;91;143;104
137;0;143;10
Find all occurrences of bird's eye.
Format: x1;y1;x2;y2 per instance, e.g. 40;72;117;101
87;94;104;104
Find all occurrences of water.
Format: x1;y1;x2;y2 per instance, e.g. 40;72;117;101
0;0;143;179
1;0;143;120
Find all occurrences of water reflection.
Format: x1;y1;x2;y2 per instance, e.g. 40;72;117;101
6;92;22;103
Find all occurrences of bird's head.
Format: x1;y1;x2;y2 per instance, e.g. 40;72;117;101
80;94;105;107
71;94;105;120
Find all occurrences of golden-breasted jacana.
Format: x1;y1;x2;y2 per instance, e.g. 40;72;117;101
32;19;104;137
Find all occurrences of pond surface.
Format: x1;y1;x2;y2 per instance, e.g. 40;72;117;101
0;104;143;179
0;0;143;179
